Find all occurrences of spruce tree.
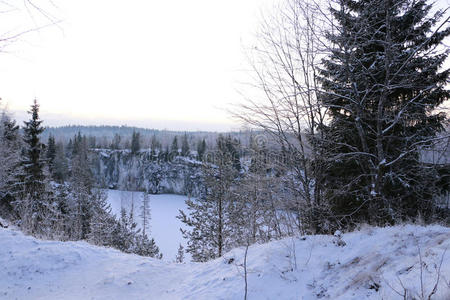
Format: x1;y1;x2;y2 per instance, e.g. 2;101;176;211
171;136;179;154
18;99;48;233
135;234;162;258
46;135;56;163
150;134;160;155
318;0;450;227
197;139;206;161
175;243;185;263
88;189;116;246
69;134;94;239
181;133;190;157
131;130;141;154
0;107;20;216
21;99;46;197
46;135;56;176
1;111;19;143
178;135;239;262
110;133;121;150
52;142;69;183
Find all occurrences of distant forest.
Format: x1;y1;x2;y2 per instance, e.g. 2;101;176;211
42;125;257;151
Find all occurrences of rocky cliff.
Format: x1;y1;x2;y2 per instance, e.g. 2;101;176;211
90;149;204;196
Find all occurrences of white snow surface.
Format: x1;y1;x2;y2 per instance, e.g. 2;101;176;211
106;189;189;261
1;224;449;299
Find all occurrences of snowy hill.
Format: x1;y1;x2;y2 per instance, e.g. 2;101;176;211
1;225;449;300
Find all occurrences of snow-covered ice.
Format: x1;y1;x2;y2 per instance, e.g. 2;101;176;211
106;189;189;261
1;224;449;299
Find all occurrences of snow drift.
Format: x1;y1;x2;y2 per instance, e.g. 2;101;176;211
1;224;449;299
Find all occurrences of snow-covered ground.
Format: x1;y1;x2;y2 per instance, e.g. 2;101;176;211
106;189;189;261
1;224;449;299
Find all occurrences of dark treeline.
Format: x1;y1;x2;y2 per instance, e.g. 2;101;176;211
42;125;259;153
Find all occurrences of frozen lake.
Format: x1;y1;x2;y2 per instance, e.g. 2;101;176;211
106;189;190;261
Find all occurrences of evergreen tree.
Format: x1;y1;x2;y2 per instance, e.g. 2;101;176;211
46;135;56;175
181;133;190;157
20;99;46;197
46;135;56;163
162;145;169;162
318;0;450;227
88;189;116;246
1;111;19;143
113;208;140;252
175;243;185;263
52;142;69;183
171;136;179;154
50;183;71;238
150;134;160;155
222;135;241;172
17;99;48;233
69;134;94;239
135;234;162;259
197;139;206;161
0;106;21;217
178;135;239;262
110;133;121;150
66;138;73;158
131;130;141;154
88;136;96;149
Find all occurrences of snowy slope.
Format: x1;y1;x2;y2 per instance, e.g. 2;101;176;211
1;225;449;300
106;190;189;261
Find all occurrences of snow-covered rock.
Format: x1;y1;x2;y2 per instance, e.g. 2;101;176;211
1;224;449;299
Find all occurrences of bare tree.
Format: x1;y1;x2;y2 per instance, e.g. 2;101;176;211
140;191;151;237
233;0;332;233
0;1;60;52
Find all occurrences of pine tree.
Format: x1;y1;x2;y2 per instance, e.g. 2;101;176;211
131;130;141;154
46;135;56;176
110;133;121;150
178;135;239;262
1;110;19;143
66;139;73;158
52;142;69;183
171;136;179;154
0;106;21;217
113;208;140;252
17;99;48;233
162;145;169;162
69;134;94;239
50;183;71;238
150;134;160;156
222;135;241;172
175;243;185;263
135;234;162;258
20;99;46;196
197;139;206;161
88;189;116;246
318;0;450;227
46;135;56;164
181;133;190;157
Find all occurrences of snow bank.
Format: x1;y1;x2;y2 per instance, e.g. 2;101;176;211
1;224;449;299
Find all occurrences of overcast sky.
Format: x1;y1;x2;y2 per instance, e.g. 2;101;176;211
0;0;448;131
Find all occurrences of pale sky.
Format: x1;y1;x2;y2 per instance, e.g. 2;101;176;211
0;0;449;131
0;0;276;131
